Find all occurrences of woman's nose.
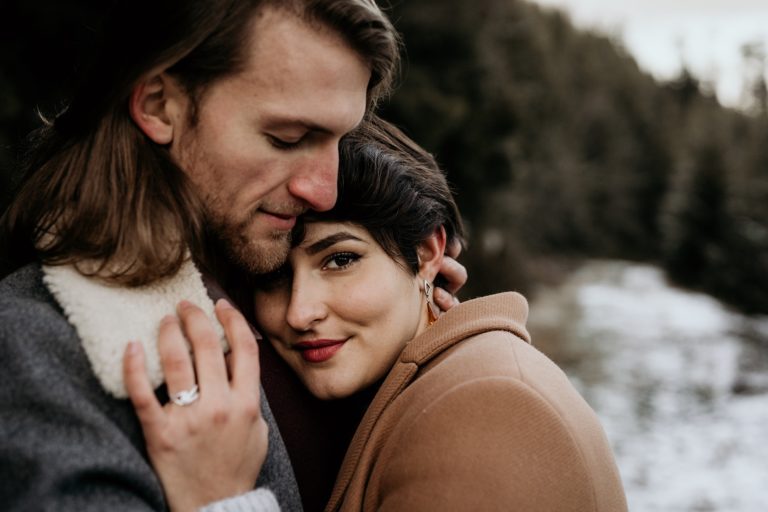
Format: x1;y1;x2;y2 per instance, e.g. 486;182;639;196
285;280;328;332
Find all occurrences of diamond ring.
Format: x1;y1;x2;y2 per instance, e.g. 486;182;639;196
171;384;200;406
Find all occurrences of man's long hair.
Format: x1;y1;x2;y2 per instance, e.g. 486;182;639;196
1;0;400;285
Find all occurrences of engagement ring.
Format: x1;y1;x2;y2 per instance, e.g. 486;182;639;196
171;384;200;406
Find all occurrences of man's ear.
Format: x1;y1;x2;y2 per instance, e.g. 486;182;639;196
417;225;448;283
129;72;185;145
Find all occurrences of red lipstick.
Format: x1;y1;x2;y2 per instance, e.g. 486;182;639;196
294;339;347;363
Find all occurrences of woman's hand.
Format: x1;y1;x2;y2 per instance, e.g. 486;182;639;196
434;238;467;311
123;299;268;512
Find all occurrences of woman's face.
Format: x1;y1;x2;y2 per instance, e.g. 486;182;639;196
253;221;429;399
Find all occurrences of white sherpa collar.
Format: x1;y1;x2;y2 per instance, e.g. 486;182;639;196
42;259;227;398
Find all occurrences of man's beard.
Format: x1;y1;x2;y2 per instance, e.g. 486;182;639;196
208;210;292;276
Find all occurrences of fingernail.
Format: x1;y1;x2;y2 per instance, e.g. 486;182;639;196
126;340;138;355
178;300;193;311
217;298;234;310
160;314;176;325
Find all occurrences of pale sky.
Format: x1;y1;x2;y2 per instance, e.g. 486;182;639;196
531;0;768;108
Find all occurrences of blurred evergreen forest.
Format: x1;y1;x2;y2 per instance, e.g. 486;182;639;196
1;0;767;313
379;0;768;313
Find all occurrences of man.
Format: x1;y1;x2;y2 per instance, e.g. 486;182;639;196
0;1;464;510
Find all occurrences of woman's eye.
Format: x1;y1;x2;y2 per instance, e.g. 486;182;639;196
324;252;360;270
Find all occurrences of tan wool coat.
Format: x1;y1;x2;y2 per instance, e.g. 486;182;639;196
325;292;628;512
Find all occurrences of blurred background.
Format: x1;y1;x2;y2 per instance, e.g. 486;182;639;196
1;1;767;510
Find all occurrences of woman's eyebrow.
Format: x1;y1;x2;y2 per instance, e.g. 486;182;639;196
304;232;366;255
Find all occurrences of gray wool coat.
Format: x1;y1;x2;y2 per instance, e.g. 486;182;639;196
0;264;302;511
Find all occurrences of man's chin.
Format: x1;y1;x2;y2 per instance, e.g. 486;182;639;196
230;232;291;275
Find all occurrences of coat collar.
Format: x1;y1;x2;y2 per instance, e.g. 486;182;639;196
326;292;530;511
42;259;228;399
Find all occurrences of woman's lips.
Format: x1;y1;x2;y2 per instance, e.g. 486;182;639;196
294;339;347;363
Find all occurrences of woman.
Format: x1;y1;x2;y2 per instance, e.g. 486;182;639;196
128;116;628;511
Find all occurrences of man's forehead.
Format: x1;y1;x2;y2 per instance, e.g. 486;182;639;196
213;7;371;134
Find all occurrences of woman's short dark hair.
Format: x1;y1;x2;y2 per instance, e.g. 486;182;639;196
1;0;400;285
300;115;465;276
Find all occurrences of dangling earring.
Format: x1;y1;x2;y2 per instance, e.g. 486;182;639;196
424;280;440;326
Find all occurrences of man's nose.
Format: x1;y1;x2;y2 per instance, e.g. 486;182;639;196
288;143;339;212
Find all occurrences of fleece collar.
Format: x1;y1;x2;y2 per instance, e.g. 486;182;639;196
42;259;227;398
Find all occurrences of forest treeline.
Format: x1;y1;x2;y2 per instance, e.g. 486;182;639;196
379;0;768;314
1;0;767;313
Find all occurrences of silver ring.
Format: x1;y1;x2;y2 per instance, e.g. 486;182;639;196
171;384;200;406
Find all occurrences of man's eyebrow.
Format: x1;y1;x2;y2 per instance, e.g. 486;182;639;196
304;232;366;255
262;114;364;136
262;116;332;135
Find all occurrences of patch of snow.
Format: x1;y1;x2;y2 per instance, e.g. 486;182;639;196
528;260;768;511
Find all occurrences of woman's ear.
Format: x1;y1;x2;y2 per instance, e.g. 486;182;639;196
129;72;185;145
417;226;448;282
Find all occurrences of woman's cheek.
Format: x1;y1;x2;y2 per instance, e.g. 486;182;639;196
254;292;286;336
339;273;396;323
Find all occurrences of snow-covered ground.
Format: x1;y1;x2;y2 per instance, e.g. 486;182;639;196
528;261;768;512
